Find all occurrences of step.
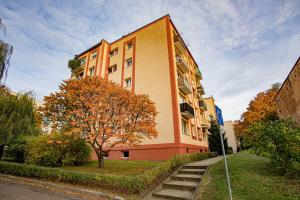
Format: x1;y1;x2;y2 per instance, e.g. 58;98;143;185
163;180;198;191
152;188;193;200
182;165;207;170
171;174;202;182
177;168;206;175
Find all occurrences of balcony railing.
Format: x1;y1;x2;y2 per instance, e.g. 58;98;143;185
195;67;202;80
197;84;205;95
199;100;207;111
178;76;192;95
72;65;84;74
174;35;186;53
180;103;194;119
176;56;189;73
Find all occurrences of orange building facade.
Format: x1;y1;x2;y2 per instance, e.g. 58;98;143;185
71;15;209;160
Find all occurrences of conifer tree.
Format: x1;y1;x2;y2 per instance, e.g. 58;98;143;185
208;118;228;155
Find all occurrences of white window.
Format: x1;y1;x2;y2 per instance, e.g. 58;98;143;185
108;65;117;74
126;42;133;49
80;58;86;66
126;58;133;67
125;78;132;87
181;119;189;135
109;48;118;57
91;51;97;59
89;67;95;76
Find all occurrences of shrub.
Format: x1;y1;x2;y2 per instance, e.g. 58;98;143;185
227;147;233;154
0;152;217;194
4;136;35;162
247;118;300;175
25;133;91;167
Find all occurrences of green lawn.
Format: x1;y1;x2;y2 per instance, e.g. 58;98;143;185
197;152;300;200
61;159;162;176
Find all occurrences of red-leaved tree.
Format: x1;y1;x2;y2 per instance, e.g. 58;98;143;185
42;77;158;167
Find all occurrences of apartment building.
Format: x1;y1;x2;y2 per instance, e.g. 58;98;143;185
274;57;300;125
70;15;209;160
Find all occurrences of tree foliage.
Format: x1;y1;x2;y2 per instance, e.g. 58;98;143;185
247;118;300;175
68;57;81;71
0;86;40;159
42;77;158;167
208;118;228;155
234;84;280;146
0;18;13;83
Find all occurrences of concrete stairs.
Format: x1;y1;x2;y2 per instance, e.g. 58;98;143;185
148;164;208;200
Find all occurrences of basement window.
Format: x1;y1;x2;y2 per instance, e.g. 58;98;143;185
122;151;129;158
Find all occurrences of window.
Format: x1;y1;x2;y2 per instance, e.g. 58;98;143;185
126;41;133;49
181;118;189;135
126;58;133;67
109;48;118;57
125;78;132;87
108;65;117;74
91;51;97;59
89;67;95;76
122;151;129;158
103;151;109;158
191;125;196;138
77;72;84;80
80;58;86;66
179;94;186;104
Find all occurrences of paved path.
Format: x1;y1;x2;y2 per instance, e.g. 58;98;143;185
186;156;223;166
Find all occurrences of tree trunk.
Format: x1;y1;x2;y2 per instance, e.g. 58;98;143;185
0;144;4;160
96;151;104;168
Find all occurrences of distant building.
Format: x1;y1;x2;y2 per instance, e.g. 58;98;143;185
274;57;300;125
223;121;238;153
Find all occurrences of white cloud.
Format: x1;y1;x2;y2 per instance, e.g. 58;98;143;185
0;0;300;120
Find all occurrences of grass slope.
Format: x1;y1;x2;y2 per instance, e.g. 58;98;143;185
197;152;300;200
61;160;162;176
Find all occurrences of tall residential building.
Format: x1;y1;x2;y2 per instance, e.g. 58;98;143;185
274;57;300;125
70;15;209;160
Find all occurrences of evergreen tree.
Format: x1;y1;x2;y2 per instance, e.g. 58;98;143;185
208;118;228;155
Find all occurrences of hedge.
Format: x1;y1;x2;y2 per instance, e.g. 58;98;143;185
0;152;217;194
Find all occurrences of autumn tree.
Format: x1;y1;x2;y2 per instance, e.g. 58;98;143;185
42;77;158;167
234;83;280;148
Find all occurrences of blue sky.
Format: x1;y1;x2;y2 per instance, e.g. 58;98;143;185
1;0;300;120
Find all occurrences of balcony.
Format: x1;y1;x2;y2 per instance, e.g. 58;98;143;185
178;76;192;95
195;67;202;80
180;103;194;118
174;35;186;53
197;84;205;95
176;56;189;73
199;100;207;111
72;65;84;74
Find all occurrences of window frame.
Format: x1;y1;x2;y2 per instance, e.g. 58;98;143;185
126;58;133;67
125;78;132;87
89;67;95;76
108;64;117;74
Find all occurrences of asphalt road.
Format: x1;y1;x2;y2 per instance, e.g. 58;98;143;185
0;182;75;200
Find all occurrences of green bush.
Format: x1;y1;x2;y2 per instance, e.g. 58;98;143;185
25;133;91;167
4;136;35;162
0;152;217;194
247;118;300;175
227;147;233;154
